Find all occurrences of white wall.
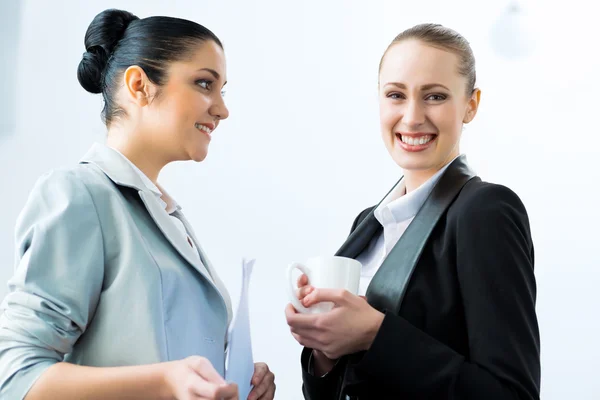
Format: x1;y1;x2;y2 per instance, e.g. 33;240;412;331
0;1;21;135
1;1;599;398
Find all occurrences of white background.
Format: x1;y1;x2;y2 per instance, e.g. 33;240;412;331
1;1;599;398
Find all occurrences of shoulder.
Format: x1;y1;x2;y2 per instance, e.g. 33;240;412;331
15;166;109;244
28;166;93;204
450;179;531;234
19;164;118;226
27;163;119;204
456;179;527;212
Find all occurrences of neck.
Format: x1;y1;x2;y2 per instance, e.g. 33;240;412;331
403;169;438;193
106;127;166;183
403;153;459;193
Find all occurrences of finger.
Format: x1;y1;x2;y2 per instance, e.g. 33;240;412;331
251;372;274;400
302;288;350;308
285;303;313;324
259;382;276;400
248;372;271;400
296;274;309;288
192;381;238;398
290;325;322;339
291;330;328;350
251;362;268;386
285;303;298;321
296;285;314;300
285;304;322;329
292;332;324;351
214;382;239;399
292;331;302;344
188;357;226;384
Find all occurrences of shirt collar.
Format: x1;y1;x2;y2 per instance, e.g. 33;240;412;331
374;155;459;226
80;142;181;214
109;147;181;214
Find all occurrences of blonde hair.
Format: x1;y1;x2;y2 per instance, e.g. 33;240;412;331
379;23;476;94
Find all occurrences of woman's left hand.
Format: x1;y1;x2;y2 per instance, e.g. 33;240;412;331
285;288;385;360
248;362;275;400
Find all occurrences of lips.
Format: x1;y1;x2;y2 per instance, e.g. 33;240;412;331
195;123;214;136
395;132;438;152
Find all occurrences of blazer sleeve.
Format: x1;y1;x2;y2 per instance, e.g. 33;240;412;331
0;169;105;399
355;184;540;399
300;206;374;399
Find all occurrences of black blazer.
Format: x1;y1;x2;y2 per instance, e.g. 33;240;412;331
300;156;540;400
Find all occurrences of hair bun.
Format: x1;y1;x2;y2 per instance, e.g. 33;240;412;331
77;9;139;94
77;46;109;94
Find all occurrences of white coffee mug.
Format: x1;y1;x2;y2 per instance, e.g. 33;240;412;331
287;256;361;314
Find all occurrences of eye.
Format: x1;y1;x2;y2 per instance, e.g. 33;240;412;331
386;92;405;100
425;93;447;101
196;79;213;90
220;88;227;97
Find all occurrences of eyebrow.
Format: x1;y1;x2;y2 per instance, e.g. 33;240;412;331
384;82;450;91
198;68;227;85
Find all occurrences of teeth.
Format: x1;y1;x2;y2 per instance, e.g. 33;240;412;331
401;135;433;146
195;123;212;134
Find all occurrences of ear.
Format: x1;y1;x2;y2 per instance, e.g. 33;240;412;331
122;66;155;107
463;88;481;124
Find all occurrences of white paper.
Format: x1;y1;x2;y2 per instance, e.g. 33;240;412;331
225;258;255;400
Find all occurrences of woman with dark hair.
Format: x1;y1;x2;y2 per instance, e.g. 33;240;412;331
286;23;540;400
0;9;275;400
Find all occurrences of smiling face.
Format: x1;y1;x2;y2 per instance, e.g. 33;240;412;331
378;39;480;178
141;39;229;163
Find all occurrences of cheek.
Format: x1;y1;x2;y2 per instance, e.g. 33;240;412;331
189;92;211;114
170;91;209;127
431;105;462;135
151;97;186;128
379;103;399;130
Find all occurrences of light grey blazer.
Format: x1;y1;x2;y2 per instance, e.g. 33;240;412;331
0;143;233;399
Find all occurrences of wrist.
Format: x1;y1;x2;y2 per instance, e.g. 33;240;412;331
157;362;176;400
362;309;385;351
312;350;336;376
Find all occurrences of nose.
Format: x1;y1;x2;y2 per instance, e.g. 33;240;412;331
209;95;229;121
403;99;426;128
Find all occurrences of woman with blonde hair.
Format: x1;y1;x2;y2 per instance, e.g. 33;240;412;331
286;23;540;400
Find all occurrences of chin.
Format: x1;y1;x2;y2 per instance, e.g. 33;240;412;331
188;148;209;162
395;158;434;172
390;150;440;172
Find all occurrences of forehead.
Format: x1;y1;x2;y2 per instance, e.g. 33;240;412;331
380;40;463;88
169;40;227;80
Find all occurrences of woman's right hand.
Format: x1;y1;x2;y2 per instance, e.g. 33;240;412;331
164;356;238;400
294;275;337;376
296;274;315;306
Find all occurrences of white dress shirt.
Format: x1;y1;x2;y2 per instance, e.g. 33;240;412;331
356;157;459;295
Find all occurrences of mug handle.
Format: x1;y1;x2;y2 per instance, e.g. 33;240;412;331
287;262;312;313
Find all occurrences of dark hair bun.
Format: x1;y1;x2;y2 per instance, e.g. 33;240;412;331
77;9;139;94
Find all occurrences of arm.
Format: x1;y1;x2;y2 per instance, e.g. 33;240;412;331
0;170;105;399
300;347;346;400
300;207;373;399
25;363;172;400
0;171;230;400
355;184;540;399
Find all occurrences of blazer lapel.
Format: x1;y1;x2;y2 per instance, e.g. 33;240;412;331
173;210;233;323
335;212;382;259
365;155;477;314
138;191;212;280
80;143;217;289
336;178;402;259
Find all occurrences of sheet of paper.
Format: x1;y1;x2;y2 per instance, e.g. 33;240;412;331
225;258;255;400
